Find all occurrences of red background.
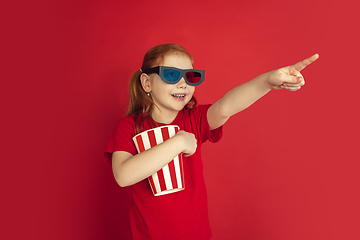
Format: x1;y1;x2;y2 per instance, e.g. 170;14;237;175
2;0;360;239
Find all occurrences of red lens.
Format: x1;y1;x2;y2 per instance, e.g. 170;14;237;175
185;71;202;83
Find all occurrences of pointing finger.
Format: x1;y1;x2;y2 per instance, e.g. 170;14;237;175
292;53;319;72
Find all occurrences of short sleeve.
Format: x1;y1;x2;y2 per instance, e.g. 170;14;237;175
103;116;138;165
192;104;223;144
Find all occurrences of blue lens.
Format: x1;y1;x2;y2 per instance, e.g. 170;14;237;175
163;69;181;82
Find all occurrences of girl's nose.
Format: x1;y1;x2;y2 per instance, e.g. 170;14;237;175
176;77;187;88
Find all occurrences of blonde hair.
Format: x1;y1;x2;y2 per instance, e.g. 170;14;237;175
127;44;198;132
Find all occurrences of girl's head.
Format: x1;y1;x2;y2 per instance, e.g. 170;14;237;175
127;44;198;120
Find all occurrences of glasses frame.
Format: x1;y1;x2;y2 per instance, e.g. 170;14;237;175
143;66;205;86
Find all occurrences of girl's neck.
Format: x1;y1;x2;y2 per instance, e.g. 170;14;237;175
151;109;179;124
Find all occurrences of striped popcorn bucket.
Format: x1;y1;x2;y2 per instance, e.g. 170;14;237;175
132;125;185;196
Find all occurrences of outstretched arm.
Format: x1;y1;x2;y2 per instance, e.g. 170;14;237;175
207;54;319;130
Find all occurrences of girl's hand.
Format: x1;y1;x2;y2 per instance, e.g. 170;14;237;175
267;53;319;91
175;130;197;157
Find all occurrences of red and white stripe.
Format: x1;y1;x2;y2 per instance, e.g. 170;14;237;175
133;125;185;196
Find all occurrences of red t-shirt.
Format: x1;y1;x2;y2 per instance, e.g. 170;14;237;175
104;104;223;240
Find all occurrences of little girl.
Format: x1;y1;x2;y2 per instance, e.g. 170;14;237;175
104;44;319;240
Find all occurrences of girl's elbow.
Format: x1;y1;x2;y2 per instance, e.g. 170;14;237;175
113;170;132;187
115;175;131;187
118;181;130;188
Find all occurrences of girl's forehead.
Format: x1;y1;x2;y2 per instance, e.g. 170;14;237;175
162;54;193;69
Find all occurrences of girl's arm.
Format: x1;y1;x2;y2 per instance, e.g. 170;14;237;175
112;131;197;187
207;54;319;130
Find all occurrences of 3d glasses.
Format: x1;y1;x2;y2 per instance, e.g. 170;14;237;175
143;66;205;86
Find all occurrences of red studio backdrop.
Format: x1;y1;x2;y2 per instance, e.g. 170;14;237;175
2;0;360;239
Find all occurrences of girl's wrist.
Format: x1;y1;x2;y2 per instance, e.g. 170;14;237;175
173;132;187;152
261;72;274;90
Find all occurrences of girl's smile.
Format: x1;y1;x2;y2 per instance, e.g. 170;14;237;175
171;93;187;100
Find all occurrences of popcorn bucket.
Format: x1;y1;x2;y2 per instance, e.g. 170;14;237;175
132;125;185;196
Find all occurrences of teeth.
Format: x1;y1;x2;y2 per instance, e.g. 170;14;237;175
172;94;185;98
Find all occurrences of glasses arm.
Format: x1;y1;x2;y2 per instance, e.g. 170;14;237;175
142;66;160;75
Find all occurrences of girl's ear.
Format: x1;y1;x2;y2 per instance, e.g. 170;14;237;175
140;73;151;93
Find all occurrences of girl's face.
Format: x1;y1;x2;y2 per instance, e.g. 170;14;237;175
144;53;195;122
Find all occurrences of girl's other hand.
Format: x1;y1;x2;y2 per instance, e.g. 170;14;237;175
175;130;197;157
267;53;319;91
